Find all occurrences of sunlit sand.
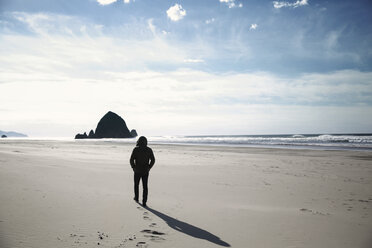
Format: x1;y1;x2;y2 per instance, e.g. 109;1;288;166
0;140;371;248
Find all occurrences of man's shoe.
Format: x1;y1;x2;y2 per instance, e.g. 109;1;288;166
133;197;139;202
142;202;147;207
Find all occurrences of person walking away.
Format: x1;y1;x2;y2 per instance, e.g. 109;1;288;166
130;136;155;207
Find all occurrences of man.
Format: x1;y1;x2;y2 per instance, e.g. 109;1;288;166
130;136;155;207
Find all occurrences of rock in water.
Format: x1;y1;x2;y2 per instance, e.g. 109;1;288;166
88;129;95;138
130;129;138;137
75;132;88;139
94;111;132;138
1;135;7;138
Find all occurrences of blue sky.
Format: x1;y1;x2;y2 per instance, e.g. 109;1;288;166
0;0;371;136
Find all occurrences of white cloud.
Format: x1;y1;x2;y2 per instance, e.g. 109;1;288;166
96;0;132;5
166;4;186;22
147;19;156;35
80;25;87;33
250;23;258;30
147;19;169;37
12;12;105;36
97;0;118;5
6;12;212;64
273;0;308;9
205;18;215;24
13;12;52;35
219;0;243;8
184;59;204;63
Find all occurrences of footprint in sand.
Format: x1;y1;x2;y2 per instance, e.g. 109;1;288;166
115;234;136;248
143;212;151;220
136;241;148;247
141;229;166;242
143;234;165;242
141;229;165;235
300;208;329;216
136;208;166;245
128;234;136;241
64;232;89;246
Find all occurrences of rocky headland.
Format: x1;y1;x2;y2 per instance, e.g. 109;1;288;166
0;130;27;138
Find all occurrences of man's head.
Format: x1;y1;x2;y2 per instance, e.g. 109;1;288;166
137;136;148;148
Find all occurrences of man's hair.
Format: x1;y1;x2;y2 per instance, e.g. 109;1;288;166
136;136;148;147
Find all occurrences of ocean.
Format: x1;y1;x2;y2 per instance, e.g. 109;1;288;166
145;133;372;150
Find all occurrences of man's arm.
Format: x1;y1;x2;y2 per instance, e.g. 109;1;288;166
149;148;155;169
130;148;136;169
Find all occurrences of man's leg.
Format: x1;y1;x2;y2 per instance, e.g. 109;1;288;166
142;173;149;205
134;173;141;202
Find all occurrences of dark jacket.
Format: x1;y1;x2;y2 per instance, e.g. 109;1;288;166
130;146;155;174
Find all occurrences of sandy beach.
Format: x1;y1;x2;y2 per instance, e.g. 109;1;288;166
0;140;371;248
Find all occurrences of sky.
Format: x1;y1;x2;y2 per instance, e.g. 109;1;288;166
0;0;372;137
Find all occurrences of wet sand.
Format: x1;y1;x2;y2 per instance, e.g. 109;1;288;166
0;140;371;248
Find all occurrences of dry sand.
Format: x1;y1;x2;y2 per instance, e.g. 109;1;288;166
0;140;371;248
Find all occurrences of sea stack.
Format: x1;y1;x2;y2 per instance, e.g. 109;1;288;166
88;129;95;138
75;132;88;139
130;129;138;137
75;111;137;139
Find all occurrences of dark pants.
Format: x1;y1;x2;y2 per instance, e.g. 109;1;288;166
134;172;149;203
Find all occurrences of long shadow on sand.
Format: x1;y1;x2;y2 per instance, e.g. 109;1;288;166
144;206;230;247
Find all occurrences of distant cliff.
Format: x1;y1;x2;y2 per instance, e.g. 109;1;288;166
0;130;27;138
75;111;137;139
